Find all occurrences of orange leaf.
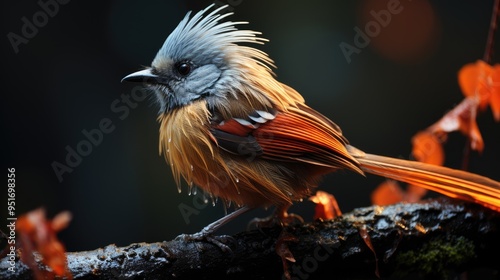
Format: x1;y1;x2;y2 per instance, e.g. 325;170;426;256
459;60;500;121
467;116;484;152
51;211;72;232
429;97;484;152
371;180;405;205
359;226;379;278
490;65;500;121
411;131;444;166
309;190;342;220
17;208;73;280
458;60;492;109
408;130;445;201
491;89;500;121
406;184;428;202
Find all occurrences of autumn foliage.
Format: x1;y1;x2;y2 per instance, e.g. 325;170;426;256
16;208;73;280
308;58;500;212
459;60;500;121
309;191;342;220
371;60;500;206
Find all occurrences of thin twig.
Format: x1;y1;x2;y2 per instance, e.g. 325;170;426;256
483;0;500;63
461;140;471;170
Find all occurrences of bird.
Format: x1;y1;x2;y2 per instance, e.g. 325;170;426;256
122;4;500;238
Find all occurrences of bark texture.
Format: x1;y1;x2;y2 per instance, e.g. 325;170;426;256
1;198;499;279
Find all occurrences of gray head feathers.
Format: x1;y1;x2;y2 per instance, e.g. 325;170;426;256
153;4;274;72
123;4;299;114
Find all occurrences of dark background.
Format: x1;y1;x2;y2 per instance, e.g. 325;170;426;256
2;0;499;263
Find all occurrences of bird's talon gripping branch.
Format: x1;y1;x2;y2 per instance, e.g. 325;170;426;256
175;232;234;253
276;206;305;226
174;206;251;252
205;236;234;253
280;213;305;225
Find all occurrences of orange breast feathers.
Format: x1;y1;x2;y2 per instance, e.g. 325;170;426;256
157;101;305;207
158;100;362;207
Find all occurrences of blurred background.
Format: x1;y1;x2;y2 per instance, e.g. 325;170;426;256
1;0;499;259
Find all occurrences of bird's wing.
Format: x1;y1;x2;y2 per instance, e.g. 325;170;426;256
211;104;362;174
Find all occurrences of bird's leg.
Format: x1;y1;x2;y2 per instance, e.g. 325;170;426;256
244;205;303;279
247;204;304;230
277;207;304;225
276;229;299;280
175;206;252;252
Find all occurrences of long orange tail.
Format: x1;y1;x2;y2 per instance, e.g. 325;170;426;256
347;146;500;212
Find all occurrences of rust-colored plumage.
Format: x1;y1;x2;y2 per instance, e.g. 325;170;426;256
124;4;500;220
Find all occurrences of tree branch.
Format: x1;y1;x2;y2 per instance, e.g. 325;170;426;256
1;198;499;279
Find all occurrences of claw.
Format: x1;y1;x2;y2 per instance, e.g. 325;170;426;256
175;232;235;252
206;235;234;252
174;206;251;252
281;212;304;225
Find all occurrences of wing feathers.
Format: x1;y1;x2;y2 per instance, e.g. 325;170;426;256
211;105;362;174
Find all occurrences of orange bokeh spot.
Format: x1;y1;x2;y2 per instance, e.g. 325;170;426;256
358;0;440;63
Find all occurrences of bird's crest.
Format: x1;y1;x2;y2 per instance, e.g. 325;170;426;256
154;4;274;72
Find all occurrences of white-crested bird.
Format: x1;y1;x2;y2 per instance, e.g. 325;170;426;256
122;4;500;240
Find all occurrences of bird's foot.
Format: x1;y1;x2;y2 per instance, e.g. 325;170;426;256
175;230;235;253
174;206;251;252
279;212;304;225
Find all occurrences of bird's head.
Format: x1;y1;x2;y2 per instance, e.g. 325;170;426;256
122;4;274;114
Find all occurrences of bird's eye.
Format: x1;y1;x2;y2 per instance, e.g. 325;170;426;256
175;62;191;76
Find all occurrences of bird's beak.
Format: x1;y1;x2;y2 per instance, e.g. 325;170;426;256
121;68;161;84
